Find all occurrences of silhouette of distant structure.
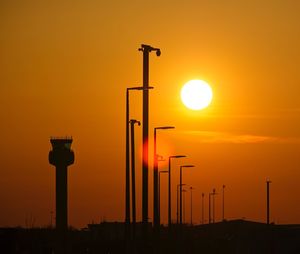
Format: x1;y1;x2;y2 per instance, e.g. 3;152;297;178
266;179;271;225
49;137;74;232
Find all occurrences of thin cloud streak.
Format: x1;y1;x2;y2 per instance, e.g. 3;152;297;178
179;130;300;144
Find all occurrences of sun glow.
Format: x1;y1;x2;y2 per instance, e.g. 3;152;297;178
181;80;213;110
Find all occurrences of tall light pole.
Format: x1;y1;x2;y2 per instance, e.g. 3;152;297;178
129;119;140;234
158;170;168;225
212;188;216;223
182;189;187;224
208;191;215;224
168;155;186;227
266;179;271;225
180;165;195;225
139;44;161;227
222;185;225;221
153;126;174;229
190;187;194;226
125;86;153;227
177;183;186;224
201;193;204;224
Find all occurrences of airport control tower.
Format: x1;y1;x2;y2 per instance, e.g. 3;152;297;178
49;137;74;232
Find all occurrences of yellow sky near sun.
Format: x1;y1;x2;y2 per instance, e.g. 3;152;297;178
0;0;300;227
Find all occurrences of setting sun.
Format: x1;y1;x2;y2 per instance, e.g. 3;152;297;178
181;80;213;110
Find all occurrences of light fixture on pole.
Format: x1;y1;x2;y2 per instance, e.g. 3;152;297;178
266;179;271;225
201;193;205;224
125;86;153;227
177;183;186;224
190;186;195;226
222;185;225;221
129;119;140;236
182;189;187;224
168;155;186;227
153;126;175;229
179;165;195;226
212;188;217;223
158;170;168;225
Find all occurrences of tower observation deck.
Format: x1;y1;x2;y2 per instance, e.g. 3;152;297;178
49;137;74;232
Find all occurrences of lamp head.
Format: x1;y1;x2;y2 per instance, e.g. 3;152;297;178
181;165;195;168
160;170;168;173
128;86;154;91
129;119;141;126
157;126;175;130
139;44;161;57
174;155;186;158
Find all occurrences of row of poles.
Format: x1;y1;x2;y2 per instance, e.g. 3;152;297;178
125;44;226;232
125;44;272;238
125;45;226;232
125;44;195;234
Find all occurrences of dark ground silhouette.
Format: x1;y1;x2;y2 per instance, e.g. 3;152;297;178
1;220;300;254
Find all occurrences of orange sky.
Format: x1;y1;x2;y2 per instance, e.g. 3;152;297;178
0;0;300;228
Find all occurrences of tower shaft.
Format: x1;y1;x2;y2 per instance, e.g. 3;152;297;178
56;166;68;231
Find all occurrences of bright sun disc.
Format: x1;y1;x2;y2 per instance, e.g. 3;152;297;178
181;80;213;110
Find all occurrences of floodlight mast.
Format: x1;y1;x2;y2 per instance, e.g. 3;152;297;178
138;44;161;230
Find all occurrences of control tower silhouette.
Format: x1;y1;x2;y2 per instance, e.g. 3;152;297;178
49;137;74;232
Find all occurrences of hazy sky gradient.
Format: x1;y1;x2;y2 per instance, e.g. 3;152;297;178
0;0;300;227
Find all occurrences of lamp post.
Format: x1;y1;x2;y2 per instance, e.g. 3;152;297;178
266;179;271;225
168;155;186;227
222;185;225;221
139;44;161;227
190;187;194;226
158;170;168;225
182;189;187;224
201;193;204;224
153;126;174;229
208;191;214;224
177;183;186;224
180;165;195;225
129;119;140;233
125;86;153;226
212;188;216;223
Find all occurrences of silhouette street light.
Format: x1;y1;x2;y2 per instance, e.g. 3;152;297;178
125;86;153;227
177;183;186;224
168;155;186;227
212;188;217;223
222;185;225;221
139;44;160;227
266;179;271;225
158;170;168;225
180;165;195;225
209;192;212;224
182;189;187;224
208;189;216;224
153;126;175;229
201;193;205;224
129;119;140;234
190;187;194;226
